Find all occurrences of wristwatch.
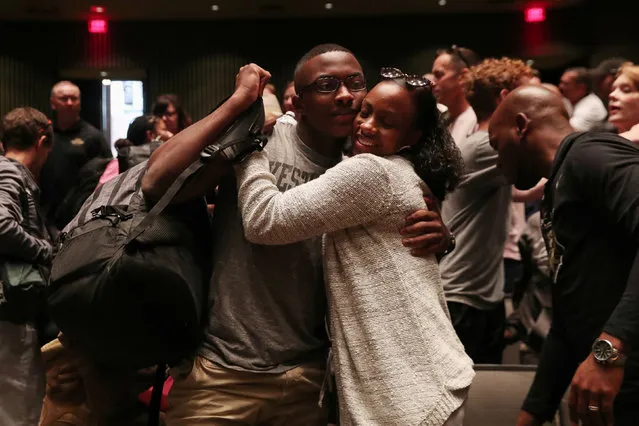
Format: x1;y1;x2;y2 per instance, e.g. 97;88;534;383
592;338;627;367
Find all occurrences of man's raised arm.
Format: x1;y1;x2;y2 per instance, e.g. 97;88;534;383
142;64;271;202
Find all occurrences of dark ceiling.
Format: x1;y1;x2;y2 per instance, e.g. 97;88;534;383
1;0;583;20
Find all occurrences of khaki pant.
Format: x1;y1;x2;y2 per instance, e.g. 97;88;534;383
38;337;158;426
166;356;328;426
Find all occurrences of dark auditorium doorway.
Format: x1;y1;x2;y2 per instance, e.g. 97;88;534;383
73;79;103;131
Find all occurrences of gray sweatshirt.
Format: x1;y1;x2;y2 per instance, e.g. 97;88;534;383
236;151;474;426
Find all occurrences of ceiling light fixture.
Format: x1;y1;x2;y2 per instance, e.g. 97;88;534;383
325;3;333;10
90;5;105;14
211;4;220;11
438;0;447;5
102;79;112;86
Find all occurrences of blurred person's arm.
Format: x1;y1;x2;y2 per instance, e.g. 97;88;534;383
236;153;396;245
142;65;271;203
512;179;547;203
262;91;283;122
523;212;549;277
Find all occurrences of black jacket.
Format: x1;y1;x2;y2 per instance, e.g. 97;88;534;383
0;156;51;265
40;119;111;230
523;132;639;421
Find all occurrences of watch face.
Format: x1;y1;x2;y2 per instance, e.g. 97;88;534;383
593;340;614;362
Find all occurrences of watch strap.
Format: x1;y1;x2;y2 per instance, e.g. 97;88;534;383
610;349;627;367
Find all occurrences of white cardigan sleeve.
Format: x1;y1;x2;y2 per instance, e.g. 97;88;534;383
236;152;394;245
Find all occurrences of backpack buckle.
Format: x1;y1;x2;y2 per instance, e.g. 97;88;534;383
91;206;133;225
92;206;108;219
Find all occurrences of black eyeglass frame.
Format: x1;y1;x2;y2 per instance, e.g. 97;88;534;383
297;74;367;95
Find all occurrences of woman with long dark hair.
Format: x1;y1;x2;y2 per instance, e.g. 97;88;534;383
152;94;192;135
235;68;473;426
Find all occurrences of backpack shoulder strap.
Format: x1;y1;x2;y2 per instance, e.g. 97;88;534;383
125;160;203;245
146;363;166;426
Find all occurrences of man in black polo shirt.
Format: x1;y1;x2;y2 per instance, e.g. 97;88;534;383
40;81;111;232
488;85;639;426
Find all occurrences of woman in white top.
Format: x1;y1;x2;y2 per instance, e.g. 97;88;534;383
235;67;474;426
608;63;639;138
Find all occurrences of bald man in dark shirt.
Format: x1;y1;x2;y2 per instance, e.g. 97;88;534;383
40;81;111;232
489;85;639;426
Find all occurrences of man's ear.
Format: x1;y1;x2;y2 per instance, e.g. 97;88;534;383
515;113;531;139
146;130;153;142
499;89;510;101
292;94;304;117
578;83;588;99
36;135;48;150
456;68;470;83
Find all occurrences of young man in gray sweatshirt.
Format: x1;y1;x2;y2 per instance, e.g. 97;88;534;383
142;45;452;425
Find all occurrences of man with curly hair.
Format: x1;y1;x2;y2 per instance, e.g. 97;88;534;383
440;57;536;363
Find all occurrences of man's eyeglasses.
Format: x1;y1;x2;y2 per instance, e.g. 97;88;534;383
298;74;367;94
380;67;433;89
449;45;471;69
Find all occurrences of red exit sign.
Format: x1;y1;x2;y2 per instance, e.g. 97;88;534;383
88;19;108;33
525;7;546;23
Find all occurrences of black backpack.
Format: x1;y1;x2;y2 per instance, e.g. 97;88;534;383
47;98;267;371
48;161;212;369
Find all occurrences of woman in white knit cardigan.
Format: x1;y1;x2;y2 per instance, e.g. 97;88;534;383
235;69;475;426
